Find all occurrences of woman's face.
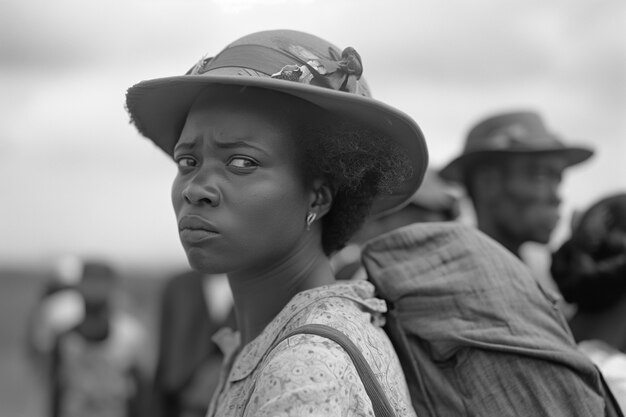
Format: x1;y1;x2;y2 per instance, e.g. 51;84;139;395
172;88;314;275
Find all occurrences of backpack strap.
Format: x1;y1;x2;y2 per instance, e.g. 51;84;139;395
272;323;397;417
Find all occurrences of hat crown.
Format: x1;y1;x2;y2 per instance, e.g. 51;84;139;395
186;29;371;98
465;111;564;152
126;29;429;217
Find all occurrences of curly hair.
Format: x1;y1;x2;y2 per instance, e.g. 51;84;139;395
295;112;413;255
551;194;626;312
551;238;626;312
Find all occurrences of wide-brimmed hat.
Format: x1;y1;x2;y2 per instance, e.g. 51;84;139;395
440;111;593;183
126;29;428;217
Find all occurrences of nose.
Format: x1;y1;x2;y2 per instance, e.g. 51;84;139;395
181;171;221;207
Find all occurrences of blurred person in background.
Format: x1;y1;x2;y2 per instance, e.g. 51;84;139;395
440;110;594;302
440;110;594;259
49;260;150;417
25;255;85;379
331;168;461;281
551;192;626;409
153;270;234;417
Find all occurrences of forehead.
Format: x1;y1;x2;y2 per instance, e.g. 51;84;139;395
176;87;318;160
182;86;306;134
505;153;569;172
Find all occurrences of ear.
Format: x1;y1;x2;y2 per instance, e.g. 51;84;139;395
308;178;333;219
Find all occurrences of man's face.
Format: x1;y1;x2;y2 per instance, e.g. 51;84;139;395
79;275;115;310
491;154;568;244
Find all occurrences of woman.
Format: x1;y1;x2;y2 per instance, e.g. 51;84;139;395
126;30;427;416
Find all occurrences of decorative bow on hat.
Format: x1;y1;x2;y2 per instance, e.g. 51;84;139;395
271;46;363;93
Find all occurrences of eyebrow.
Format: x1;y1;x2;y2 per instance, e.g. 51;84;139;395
175;135;271;156
214;138;269;156
173;141;196;153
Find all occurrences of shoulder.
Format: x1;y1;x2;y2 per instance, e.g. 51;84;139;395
236;282;416;416
112;313;146;340
250;331;371;416
283;283;395;368
255;327;415;416
252;289;415;416
108;313;149;363
263;331;364;385
286;280;385;328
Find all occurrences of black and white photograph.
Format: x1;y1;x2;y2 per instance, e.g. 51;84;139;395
1;0;625;416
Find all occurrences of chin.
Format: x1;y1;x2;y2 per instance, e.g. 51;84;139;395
530;231;553;245
185;248;228;275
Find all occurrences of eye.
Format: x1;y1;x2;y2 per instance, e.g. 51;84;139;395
529;169;561;184
175;156;197;168
226;156;259;172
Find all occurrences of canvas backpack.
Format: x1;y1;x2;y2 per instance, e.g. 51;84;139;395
280;222;624;417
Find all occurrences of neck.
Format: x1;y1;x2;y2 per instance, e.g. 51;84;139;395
228;232;335;345
476;213;522;258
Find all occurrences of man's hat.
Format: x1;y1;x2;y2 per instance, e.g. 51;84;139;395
440;111;593;183
126;29;428;218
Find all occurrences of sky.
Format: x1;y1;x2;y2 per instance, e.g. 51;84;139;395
1;0;625;270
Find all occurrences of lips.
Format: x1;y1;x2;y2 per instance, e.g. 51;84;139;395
178;215;220;243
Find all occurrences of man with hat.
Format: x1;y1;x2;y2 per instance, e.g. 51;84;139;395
440;110;594;259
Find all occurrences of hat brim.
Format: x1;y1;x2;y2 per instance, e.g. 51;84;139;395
439;147;593;183
126;74;428;217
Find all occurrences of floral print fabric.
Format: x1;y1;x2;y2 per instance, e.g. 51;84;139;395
206;280;416;417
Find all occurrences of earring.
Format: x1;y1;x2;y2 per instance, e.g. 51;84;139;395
306;211;317;231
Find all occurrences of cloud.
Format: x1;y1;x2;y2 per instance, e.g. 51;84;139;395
1;0;624;267
212;0;314;13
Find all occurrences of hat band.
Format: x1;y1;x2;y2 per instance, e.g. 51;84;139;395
466;133;565;153
186;44;367;96
192;45;294;77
